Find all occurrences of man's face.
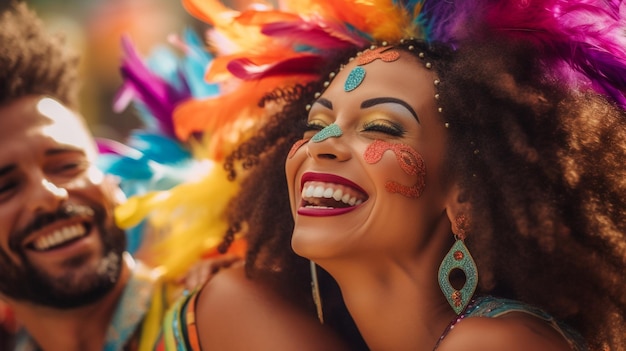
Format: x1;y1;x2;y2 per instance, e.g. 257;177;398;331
0;96;126;308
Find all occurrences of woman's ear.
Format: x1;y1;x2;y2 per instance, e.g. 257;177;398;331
444;183;471;236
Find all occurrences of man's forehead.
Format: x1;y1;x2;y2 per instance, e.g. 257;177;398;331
0;96;97;161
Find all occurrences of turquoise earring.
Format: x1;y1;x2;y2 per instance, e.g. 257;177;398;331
438;214;478;314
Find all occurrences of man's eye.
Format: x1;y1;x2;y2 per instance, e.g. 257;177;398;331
54;161;87;175
0;180;18;196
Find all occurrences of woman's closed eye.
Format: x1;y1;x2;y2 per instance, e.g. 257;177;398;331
306;121;327;132
304;120;328;138
362;120;405;137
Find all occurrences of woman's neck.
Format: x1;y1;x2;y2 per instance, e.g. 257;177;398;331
318;216;458;351
325;251;456;351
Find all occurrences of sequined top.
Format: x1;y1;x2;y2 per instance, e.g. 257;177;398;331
433;295;587;351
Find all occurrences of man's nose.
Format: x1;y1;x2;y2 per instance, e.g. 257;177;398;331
27;178;69;213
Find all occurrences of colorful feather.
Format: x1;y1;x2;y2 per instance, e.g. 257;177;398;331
116;36;186;137
108;0;626;278
478;0;626;108
101;29;223;255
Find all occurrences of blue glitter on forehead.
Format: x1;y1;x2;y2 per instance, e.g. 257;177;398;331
311;123;343;143
344;66;366;92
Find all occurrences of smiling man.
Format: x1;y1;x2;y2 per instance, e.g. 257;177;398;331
0;96;127;310
0;95;136;351
0;3;159;350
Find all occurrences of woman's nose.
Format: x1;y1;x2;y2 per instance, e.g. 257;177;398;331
307;123;352;162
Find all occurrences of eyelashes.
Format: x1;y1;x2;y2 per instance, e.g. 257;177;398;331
305;120;406;137
305;121;325;132
362;120;405;136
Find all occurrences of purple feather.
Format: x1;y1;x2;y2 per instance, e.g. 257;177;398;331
423;0;626;108
484;0;626;107
116;35;191;137
96;138;142;158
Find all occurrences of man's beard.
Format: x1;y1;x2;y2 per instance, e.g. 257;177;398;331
0;204;127;309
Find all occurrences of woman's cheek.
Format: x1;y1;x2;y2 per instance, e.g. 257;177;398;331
288;138;309;159
363;140;426;199
285;138;311;209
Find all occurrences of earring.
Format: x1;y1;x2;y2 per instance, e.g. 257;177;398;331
438;214;478;314
310;261;324;324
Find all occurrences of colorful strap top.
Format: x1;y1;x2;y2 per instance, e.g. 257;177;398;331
434;296;587;351
152;289;201;351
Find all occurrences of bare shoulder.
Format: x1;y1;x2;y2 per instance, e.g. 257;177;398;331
195;263;349;351
437;314;575;351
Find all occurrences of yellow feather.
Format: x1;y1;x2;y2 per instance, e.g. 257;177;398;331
115;161;239;280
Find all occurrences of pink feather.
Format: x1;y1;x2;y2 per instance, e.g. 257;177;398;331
261;17;368;49
464;0;626;107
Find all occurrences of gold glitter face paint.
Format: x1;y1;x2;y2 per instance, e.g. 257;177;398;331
364;139;426;198
288;138;310;159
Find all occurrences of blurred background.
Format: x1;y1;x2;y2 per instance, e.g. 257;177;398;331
5;0;215;141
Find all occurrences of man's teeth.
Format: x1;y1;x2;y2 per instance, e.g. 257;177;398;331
302;184;364;207
67;205;94;217
32;224;86;251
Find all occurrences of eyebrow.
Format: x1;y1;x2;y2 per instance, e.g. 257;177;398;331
45;147;85;156
314;98;333;110
361;97;419;122
0;147;86;177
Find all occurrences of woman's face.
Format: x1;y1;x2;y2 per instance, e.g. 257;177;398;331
286;47;451;262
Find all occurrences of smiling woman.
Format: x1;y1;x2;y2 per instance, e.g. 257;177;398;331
221;39;626;351
287;49;446;265
185;0;626;350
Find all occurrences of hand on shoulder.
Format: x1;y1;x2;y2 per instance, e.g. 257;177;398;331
437;313;574;351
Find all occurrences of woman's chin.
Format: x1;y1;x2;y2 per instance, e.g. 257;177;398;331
291;230;340;262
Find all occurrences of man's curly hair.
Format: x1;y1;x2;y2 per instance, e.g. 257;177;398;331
0;1;79;108
223;37;626;350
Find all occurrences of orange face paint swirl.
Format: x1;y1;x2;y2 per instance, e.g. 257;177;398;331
288;138;309;159
364;139;426;198
356;47;401;65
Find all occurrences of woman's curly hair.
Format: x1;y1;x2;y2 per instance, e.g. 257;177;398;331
223;37;626;350
439;39;626;350
0;1;79;109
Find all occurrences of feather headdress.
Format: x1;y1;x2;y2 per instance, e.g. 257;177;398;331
178;0;626;114
106;0;626;281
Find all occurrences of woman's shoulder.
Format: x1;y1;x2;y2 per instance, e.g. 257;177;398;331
436;296;585;351
437;313;574;351
194;263;349;351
